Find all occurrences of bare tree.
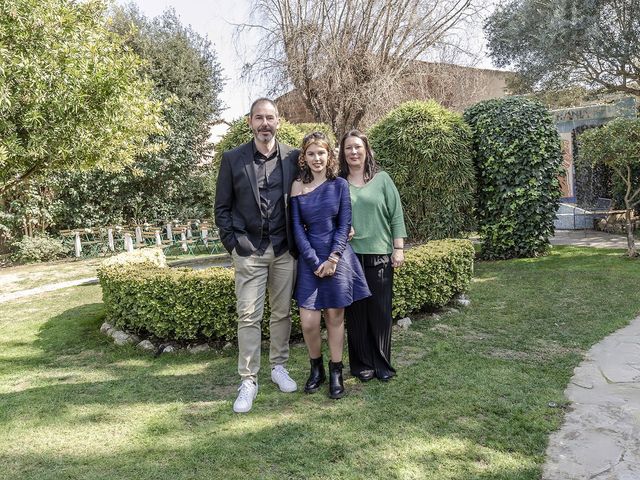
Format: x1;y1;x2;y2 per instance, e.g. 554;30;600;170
239;0;482;134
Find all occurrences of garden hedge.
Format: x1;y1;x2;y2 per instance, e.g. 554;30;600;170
392;239;474;319
368;100;476;241
464;97;563;260
98;239;474;342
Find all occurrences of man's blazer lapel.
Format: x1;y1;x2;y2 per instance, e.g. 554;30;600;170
242;143;260;207
279;143;294;194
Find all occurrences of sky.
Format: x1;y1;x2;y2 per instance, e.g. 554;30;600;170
117;0;498;129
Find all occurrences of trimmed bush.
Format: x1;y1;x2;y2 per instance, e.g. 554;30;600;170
11;235;68;263
213;117;304;164
98;239;474;342
392;239;475;319
464;97;563;260
368;100;476;241
99;264;238;340
102;247;167;268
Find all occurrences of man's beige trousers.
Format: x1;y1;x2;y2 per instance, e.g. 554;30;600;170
232;245;296;381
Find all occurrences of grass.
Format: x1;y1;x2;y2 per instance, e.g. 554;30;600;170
1;246;640;479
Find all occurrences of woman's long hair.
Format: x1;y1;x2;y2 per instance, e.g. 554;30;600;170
338;129;379;183
298;132;337;184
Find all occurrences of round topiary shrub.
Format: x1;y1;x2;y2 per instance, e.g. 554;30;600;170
213;117;304;164
464;97;562;260
368;100;476;240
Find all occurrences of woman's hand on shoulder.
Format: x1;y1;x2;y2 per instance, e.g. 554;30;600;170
291;179;304;197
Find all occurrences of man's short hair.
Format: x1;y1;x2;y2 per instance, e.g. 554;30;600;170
249;98;279;118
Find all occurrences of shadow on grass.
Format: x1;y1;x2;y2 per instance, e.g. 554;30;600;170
0;302;240;423
1;310;556;480
35;303;107;354
2;341;547;479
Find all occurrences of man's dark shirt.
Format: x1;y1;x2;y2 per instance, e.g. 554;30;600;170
252;141;287;256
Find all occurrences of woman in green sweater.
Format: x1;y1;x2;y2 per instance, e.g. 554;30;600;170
338;130;407;381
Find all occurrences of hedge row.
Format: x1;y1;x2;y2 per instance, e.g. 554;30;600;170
98;239;474;342
392;239;475;319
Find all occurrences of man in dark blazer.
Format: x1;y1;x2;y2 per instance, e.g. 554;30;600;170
215;98;299;413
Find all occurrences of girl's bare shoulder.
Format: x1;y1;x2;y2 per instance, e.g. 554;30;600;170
291;179;304;197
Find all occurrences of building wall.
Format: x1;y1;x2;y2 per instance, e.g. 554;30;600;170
552;97;637;201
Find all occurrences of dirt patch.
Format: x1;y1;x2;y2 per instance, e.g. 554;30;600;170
486;341;583;362
395;345;429;367
462;330;494;342
56;349;105;362
0;273;22;285
486;348;532;361
5;380;33;393
531;339;583;359
429;323;456;334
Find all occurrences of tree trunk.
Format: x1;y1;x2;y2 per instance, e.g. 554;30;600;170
625;207;637;257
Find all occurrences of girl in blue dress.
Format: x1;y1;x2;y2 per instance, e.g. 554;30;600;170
291;132;371;399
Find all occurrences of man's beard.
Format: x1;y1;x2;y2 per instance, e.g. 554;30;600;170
256;128;275;140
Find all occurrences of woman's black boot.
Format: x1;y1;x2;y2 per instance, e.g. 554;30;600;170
304;356;326;393
328;361;346;399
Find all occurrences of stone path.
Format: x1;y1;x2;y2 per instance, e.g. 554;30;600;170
0;254;230;304
543;315;640;479
550;230;630;249
544;231;640;479
0;277;98;303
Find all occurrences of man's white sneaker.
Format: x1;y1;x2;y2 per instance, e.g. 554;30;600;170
271;365;298;393
233;379;258;413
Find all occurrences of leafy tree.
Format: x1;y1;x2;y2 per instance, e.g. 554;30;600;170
485;0;640;95
578;118;640;257
54;5;225;227
0;0;164;195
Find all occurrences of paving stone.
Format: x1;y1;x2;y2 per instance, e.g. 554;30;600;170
599;362;640;384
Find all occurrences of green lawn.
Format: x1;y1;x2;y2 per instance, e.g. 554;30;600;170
1;246;639;479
